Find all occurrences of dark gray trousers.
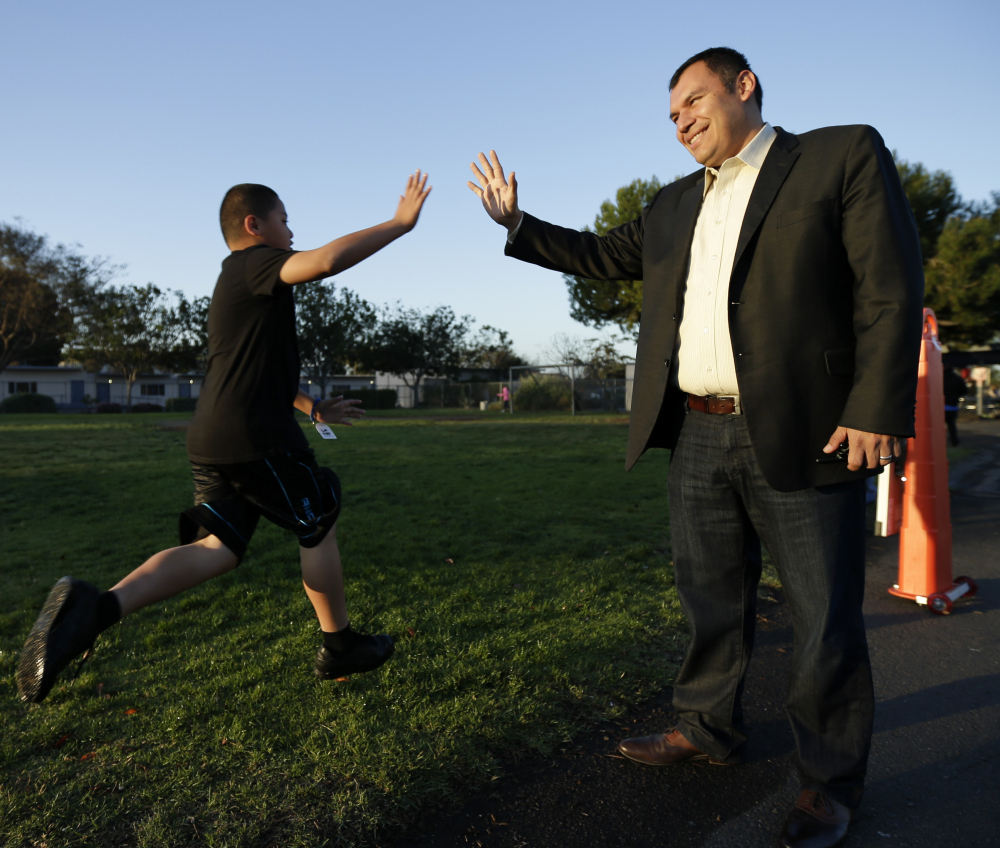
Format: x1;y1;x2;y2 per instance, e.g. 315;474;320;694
668;409;873;809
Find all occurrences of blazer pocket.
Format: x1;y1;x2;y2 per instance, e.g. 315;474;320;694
825;348;855;376
778;198;836;229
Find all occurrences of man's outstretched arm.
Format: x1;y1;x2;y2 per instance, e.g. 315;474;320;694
280;171;432;285
467;150;645;281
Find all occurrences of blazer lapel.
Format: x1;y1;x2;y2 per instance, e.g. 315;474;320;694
669;178;705;313
731;128;801;273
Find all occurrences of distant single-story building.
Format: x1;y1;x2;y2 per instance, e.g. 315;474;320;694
2;365;552;412
1;365;204;410
1;365;408;410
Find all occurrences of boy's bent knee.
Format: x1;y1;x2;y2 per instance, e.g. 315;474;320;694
179;499;257;564
190;535;239;572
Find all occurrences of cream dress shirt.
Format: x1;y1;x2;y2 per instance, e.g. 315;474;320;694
674;122;777;400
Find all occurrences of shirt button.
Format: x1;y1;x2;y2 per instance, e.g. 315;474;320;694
711;254;717;259
721;190;727;195
716;220;722;224
703;328;709;334
706;367;712;372
707;290;712;295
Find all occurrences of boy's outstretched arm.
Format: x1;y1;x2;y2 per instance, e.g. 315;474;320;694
280;171;431;285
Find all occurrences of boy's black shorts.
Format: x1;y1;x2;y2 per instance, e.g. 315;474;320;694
179;449;341;562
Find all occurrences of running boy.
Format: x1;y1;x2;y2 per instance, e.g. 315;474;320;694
17;172;431;703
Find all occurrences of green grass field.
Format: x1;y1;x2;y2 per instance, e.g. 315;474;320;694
0;411;689;847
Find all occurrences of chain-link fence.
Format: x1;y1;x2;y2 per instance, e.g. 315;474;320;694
393;378;630;412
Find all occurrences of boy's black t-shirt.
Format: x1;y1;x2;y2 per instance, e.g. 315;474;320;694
186;244;310;464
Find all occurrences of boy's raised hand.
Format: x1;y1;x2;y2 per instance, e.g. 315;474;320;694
468;150;521;232
394;170;432;232
280;171;432;285
314;396;366;426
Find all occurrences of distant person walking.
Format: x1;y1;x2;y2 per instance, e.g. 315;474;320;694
943;368;966;446
499;384;510;412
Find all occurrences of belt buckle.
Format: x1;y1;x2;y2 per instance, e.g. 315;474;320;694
712;395;741;415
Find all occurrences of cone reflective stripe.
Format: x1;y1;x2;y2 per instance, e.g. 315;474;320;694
890;309;953;601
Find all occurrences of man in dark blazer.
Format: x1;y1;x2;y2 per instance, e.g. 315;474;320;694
468;47;923;848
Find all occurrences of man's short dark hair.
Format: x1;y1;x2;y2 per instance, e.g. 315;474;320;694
219;184;280;245
670;47;763;111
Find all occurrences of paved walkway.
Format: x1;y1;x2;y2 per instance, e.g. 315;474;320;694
394;419;1000;848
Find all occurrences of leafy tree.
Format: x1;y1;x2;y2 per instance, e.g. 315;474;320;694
365;305;471;403
894;155;965;261
0;221;112;371
544;333;633;379
564;176;664;337
166;293;212;374
295;282;377;398
68;284;180;408
462;324;527;370
923;196;1000;346
894;155;1000;346
0;266;66;371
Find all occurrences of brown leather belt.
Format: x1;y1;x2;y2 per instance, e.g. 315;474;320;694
687;394;742;415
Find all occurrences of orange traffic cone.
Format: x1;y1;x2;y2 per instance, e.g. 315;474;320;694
889;309;977;614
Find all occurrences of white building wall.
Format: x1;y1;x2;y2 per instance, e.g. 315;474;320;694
1;366;203;409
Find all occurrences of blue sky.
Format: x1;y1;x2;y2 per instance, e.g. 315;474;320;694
3;0;997;360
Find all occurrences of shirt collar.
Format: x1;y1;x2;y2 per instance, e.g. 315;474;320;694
703;123;777;197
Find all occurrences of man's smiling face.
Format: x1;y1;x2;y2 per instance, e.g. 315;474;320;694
669;61;760;168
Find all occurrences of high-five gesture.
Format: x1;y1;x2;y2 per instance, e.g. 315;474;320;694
394;170;432;231
468;151;521;232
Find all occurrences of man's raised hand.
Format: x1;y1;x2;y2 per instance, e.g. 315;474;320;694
468;151;521;232
394;170;432;232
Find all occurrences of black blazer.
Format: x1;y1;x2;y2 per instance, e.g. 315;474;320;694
507;125;924;491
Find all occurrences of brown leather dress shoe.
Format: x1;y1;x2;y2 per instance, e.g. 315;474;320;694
617;728;727;766
779;789;852;848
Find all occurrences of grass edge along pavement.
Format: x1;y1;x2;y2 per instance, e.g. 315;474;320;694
1;411;688;847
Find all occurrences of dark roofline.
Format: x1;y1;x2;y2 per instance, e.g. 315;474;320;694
2;364;85;372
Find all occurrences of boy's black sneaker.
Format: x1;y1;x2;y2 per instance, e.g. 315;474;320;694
17;576;101;704
314;633;394;679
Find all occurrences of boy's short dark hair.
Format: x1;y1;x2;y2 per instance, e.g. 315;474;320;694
219;184;280;245
670;47;763;111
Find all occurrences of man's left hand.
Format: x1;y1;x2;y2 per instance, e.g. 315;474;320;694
314;396;366;426
823;427;900;471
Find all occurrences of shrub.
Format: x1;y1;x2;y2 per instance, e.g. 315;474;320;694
130;402;164;413
512;375;572;411
341;388;398;409
0;393;58;413
95;402;123;414
165;397;198;412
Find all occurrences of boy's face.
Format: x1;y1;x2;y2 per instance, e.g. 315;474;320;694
250;200;293;250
